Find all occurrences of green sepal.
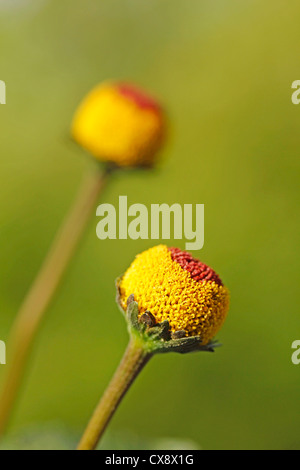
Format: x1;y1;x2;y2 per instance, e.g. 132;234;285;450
126;300;140;331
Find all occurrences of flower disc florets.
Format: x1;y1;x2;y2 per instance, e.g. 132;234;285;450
119;245;230;345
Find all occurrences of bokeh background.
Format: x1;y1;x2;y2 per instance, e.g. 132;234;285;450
0;0;299;450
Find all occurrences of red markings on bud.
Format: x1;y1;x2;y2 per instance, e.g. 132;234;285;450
169;247;223;286
117;83;161;112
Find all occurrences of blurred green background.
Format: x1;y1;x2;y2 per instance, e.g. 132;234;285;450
0;0;299;450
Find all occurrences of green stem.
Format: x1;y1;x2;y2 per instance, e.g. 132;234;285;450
0;164;111;437
77;336;152;450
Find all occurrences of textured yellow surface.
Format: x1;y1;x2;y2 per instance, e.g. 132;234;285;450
120;245;230;344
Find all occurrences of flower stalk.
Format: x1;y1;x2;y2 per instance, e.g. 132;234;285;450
77;334;152;451
77;292;219;450
0;164;111;437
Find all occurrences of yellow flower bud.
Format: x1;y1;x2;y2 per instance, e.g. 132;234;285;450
71;82;165;167
119;245;230;345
